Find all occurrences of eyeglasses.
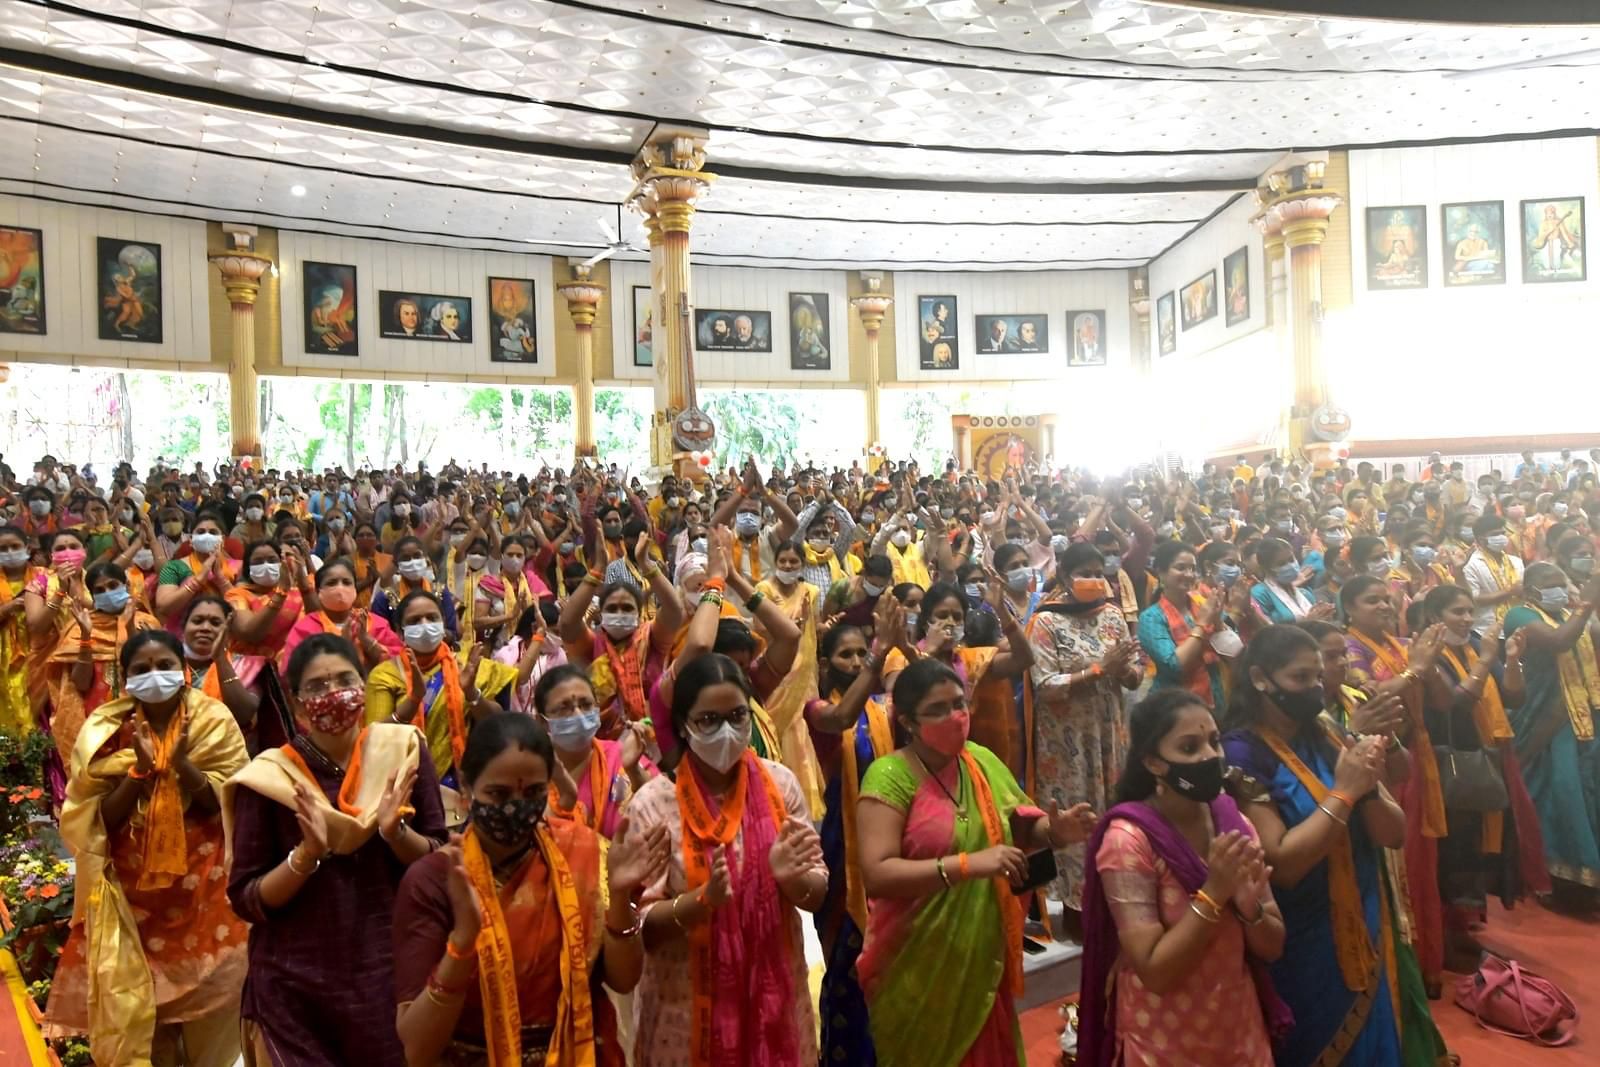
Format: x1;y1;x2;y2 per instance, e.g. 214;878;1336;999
690;707;750;731
299;672;362;698
545;699;598;717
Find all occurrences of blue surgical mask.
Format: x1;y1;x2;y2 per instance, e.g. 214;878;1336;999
545;709;601;754
963;583;984;602
904;610;919;631
1322;530;1345;548
1216;563;1242;585
1411;546;1437;566
734;513;761;537
1570;556;1594;574
1004;567;1031;593
1458;527;1475;543
689;538;707;555
1273;562;1300;585
1486;534;1509;552
93;586;130;613
1540;587;1571;611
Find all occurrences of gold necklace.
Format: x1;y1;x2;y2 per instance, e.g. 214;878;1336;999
910;749;967;825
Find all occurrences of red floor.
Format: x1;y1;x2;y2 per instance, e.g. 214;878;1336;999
1021;899;1595;1065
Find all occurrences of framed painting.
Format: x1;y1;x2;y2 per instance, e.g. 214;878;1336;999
918;294;958;370
303;261;358;356
695;308;772;352
974;313;1046;354
1179;270;1216;330
1064;310;1106;366
1156;292;1176;356
1223;246;1250;326
379;290;472;342
1521;197;1585;283
1441;201;1505;287
487;277;536;363
97;237;161;343
1366;205;1428;289
0;225;45;335
632;285;653;367
789;292;831;370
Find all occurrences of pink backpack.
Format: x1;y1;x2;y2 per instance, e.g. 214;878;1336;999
1454;952;1578;1046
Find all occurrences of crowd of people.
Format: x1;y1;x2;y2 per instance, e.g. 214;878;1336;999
1;441;1598;1066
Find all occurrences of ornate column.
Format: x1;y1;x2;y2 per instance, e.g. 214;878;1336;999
1128;266;1152;377
1253;162;1345;467
557;262;606;458
627;130;714;475
850;275;892;451
208;225;273;460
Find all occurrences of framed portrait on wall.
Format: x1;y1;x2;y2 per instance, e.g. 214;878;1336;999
379;290;472;342
695;308;772;352
974;314;1046;354
487;278;536;363
632;285;653;367
918;294;958;370
1365;205;1428;289
0;226;45;335
1521;197;1586;283
97;237;161;343
303;261;358;356
1064;310;1106;366
1441;201;1505;286
1156;292;1176;356
1179;270;1216;330
789;292;830;370
1223;246;1250;326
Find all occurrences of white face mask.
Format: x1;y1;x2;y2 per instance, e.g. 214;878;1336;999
688;718;752;774
775;567;803;585
601;612;639;639
244;507;264;523
890;530;912;549
0;548;29;568
125;669;185;704
190;532;222;554
251;562;281;586
403;619;446;652
465;553;488;571
132;548;155;569
398;558;430;580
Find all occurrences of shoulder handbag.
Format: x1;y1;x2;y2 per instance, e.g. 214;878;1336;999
1433;701;1509;813
1454;952;1577;1046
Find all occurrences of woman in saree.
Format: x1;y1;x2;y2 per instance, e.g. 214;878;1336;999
349;521;390;608
373;534;460;638
367;590;522;819
225;540;310;660
1340;574;1452;991
1026;542;1143;915
450;524;508;650
0;523;36;735
558;533;684;739
1501;563;1600;892
392;711;671;1066
109;507;165;613
1137;541;1242;712
1223;624;1451;1067
1078;688;1285;1067
753;540;825;817
629;652;825;1065
224;633;446;1065
535;664;654;838
1419;584;1548;961
856;657;1094;1067
45;629;249;1066
497;602;566;714
280;557;403;671
804;604;903;1067
879;579;1036;766
181;594;264;735
154;510;238;633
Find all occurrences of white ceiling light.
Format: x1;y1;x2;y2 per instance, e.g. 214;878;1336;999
290;184;307;196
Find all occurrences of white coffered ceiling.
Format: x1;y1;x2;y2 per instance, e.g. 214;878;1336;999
0;0;1596;270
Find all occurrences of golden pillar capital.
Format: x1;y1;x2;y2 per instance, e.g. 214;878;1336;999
850;276;893;337
556;263;606;329
209;227;272;460
851;275;892;450
209;252;272;308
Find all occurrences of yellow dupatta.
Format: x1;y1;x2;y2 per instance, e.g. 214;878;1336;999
839;695;892;932
802;543;846;585
731;536;764;582
1438;646;1512;853
0;565;35;669
1348;629;1448;838
886;539;931;589
1526;603;1600;741
59;690;247;1067
1480;550;1522;626
754;577;824;817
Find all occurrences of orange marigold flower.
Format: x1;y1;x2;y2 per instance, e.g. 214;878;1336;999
39;884;60;899
23;887;37;899
25;788;42;800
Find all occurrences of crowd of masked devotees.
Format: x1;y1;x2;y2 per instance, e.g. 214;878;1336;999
2;442;1597;1067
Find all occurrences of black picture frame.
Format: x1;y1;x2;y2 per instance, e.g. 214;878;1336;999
918;294;958;371
303;261;359;356
96;237;162;343
1223;246;1250;326
1520;196;1586;284
632;285;653;367
974;313;1047;355
694;308;772;352
487;277;537;363
1064;309;1106;366
788;292;831;370
378;290;473;343
1365;205;1429;290
1156;292;1176;356
1179;270;1217;330
1441;201;1506;287
0;225;46;335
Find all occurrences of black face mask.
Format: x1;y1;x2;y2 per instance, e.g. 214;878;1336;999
1268;681;1327;726
827;666;860;697
469;793;546;848
1158;755;1225;803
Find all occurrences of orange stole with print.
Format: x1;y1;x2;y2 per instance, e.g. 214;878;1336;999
961;748;1024;999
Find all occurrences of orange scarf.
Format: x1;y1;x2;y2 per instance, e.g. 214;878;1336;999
1440;646;1512;854
1349;629;1446;837
551;742;609;833
676;752;786;1067
731;537;763;582
134;704;190;892
1258;723;1379;992
1159;594;1216;707
278;729;371;816
462;822;595;1067
406;649;467;772
839;696;893;933
602;626;650;725
962;748;1025;1000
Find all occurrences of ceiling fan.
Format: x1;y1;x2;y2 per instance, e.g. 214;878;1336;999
579;205;647;267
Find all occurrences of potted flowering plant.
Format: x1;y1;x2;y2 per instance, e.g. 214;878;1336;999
0;785;73;984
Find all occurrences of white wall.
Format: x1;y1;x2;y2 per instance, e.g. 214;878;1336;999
0;195;212;367
1336;136;1600;441
890;269;1130;382
607;259;851;386
1147;193;1264;361
276;231;557;380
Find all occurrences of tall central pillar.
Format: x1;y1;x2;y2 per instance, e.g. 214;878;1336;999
557;263;605;458
850;275;892;451
1128;266;1152;379
208;225;273;460
627;130;713;474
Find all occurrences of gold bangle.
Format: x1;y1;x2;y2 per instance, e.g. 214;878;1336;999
424;985;462;1008
1189;899;1222;924
1193;887;1224;914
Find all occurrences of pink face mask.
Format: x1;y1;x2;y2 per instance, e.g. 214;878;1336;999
320;585;357;612
51;548;87;568
918;709;971;758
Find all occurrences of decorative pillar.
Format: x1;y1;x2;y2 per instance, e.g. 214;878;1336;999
850;275;892;452
208;225;273;460
627;130;714;475
1253;161;1345;467
1127;266;1152;377
557;262;606;458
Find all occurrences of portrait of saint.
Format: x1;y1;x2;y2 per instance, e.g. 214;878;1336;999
1365;206;1428;289
633;285;653;367
789;292;831;370
1441;202;1505;287
0;226;45;335
1179;270;1216;330
1521;197;1585;283
1223;247;1250;326
1157;292;1176;356
1065;310;1106;366
488;278;537;363
97;238;161;343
